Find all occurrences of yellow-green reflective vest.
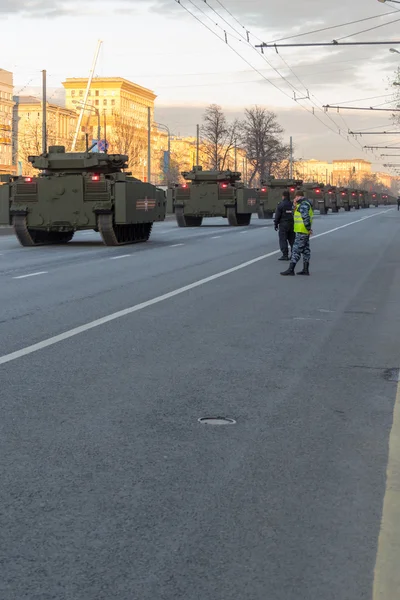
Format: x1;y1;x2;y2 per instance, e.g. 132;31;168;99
294;200;313;234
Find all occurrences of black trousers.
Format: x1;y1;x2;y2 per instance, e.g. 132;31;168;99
278;223;295;257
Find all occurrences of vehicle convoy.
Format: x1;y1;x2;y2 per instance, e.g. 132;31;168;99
168;166;261;227
0;146;166;246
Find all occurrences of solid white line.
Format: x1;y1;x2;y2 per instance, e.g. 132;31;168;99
0;209;391;367
169;243;184;247
109;254;131;260
12;271;48;280
239;230;248;234
211;236;222;239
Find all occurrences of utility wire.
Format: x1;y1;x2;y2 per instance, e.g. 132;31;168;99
336;16;400;41
265;9;400;43
206;1;362;146
176;0;364;152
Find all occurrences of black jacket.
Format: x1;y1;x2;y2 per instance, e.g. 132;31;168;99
274;198;294;228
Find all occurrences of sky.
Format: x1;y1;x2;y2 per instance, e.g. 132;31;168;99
3;0;400;172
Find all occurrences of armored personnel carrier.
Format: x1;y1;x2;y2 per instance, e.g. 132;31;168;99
259;177;303;218
168;166;259;227
301;182;328;214
0;146;166;246
323;186;338;212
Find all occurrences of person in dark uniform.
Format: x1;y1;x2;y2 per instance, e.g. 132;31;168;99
397;196;400;211
274;190;295;261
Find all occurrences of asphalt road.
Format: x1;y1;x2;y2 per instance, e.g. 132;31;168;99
0;208;399;599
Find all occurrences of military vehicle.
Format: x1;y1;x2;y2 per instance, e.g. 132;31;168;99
168;166;259;227
0;146;166;246
336;188;351;211
358;190;369;208
323;186;338;212
301;182;328;214
370;192;379;207
258;177;303;218
348;189;360;209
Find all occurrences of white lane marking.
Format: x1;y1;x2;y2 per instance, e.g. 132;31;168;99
169;243;184;247
294;317;325;321
239;230;248;234
109;254;131;260
12;271;48;280
211;236;222;239
0;209;391;366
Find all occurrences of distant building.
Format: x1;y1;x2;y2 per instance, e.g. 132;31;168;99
0;69;15;174
293;159;332;184
331;158;372;186
62;77;157;180
13;96;78;175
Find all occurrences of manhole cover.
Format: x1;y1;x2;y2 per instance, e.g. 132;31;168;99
198;417;236;425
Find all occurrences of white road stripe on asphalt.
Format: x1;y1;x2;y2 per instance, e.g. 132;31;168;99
12;271;48;280
211;236;222;239
169;243;184;247
109;254;131;260
0;210;391;366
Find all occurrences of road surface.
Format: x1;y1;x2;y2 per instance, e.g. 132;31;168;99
0;209;399;599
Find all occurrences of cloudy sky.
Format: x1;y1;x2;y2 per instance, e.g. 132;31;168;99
4;0;400;171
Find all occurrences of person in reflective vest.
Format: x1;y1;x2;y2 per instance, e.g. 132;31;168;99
280;190;313;276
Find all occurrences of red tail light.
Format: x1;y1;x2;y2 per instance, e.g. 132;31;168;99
289;187;295;192
221;183;228;188
25;177;32;182
341;192;346;196
261;187;267;192
315;188;321;194
328;191;333;194
92;175;100;181
181;184;187;188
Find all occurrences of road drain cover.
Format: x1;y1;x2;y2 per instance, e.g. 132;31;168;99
198;417;236;425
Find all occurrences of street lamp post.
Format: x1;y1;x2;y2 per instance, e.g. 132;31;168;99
154;121;171;184
72;100;100;146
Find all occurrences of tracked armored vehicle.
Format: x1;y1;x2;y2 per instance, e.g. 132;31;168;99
168;166;258;227
259;177;303;218
0;146;166;246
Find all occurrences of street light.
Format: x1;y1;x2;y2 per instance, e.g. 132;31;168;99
72;100;100;144
154;121;171;183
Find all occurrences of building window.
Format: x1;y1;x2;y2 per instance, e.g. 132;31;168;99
88;90;91;96
79;90;83;97
95;90;99;96
103;99;107;106
95;99;99;106
111;99;115;106
71;90;75;96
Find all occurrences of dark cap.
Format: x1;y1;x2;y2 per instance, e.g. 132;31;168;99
296;189;305;196
282;190;291;199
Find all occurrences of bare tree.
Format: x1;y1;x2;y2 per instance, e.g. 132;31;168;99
201;104;239;170
240;106;287;186
17;119;57;175
109;111;146;171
